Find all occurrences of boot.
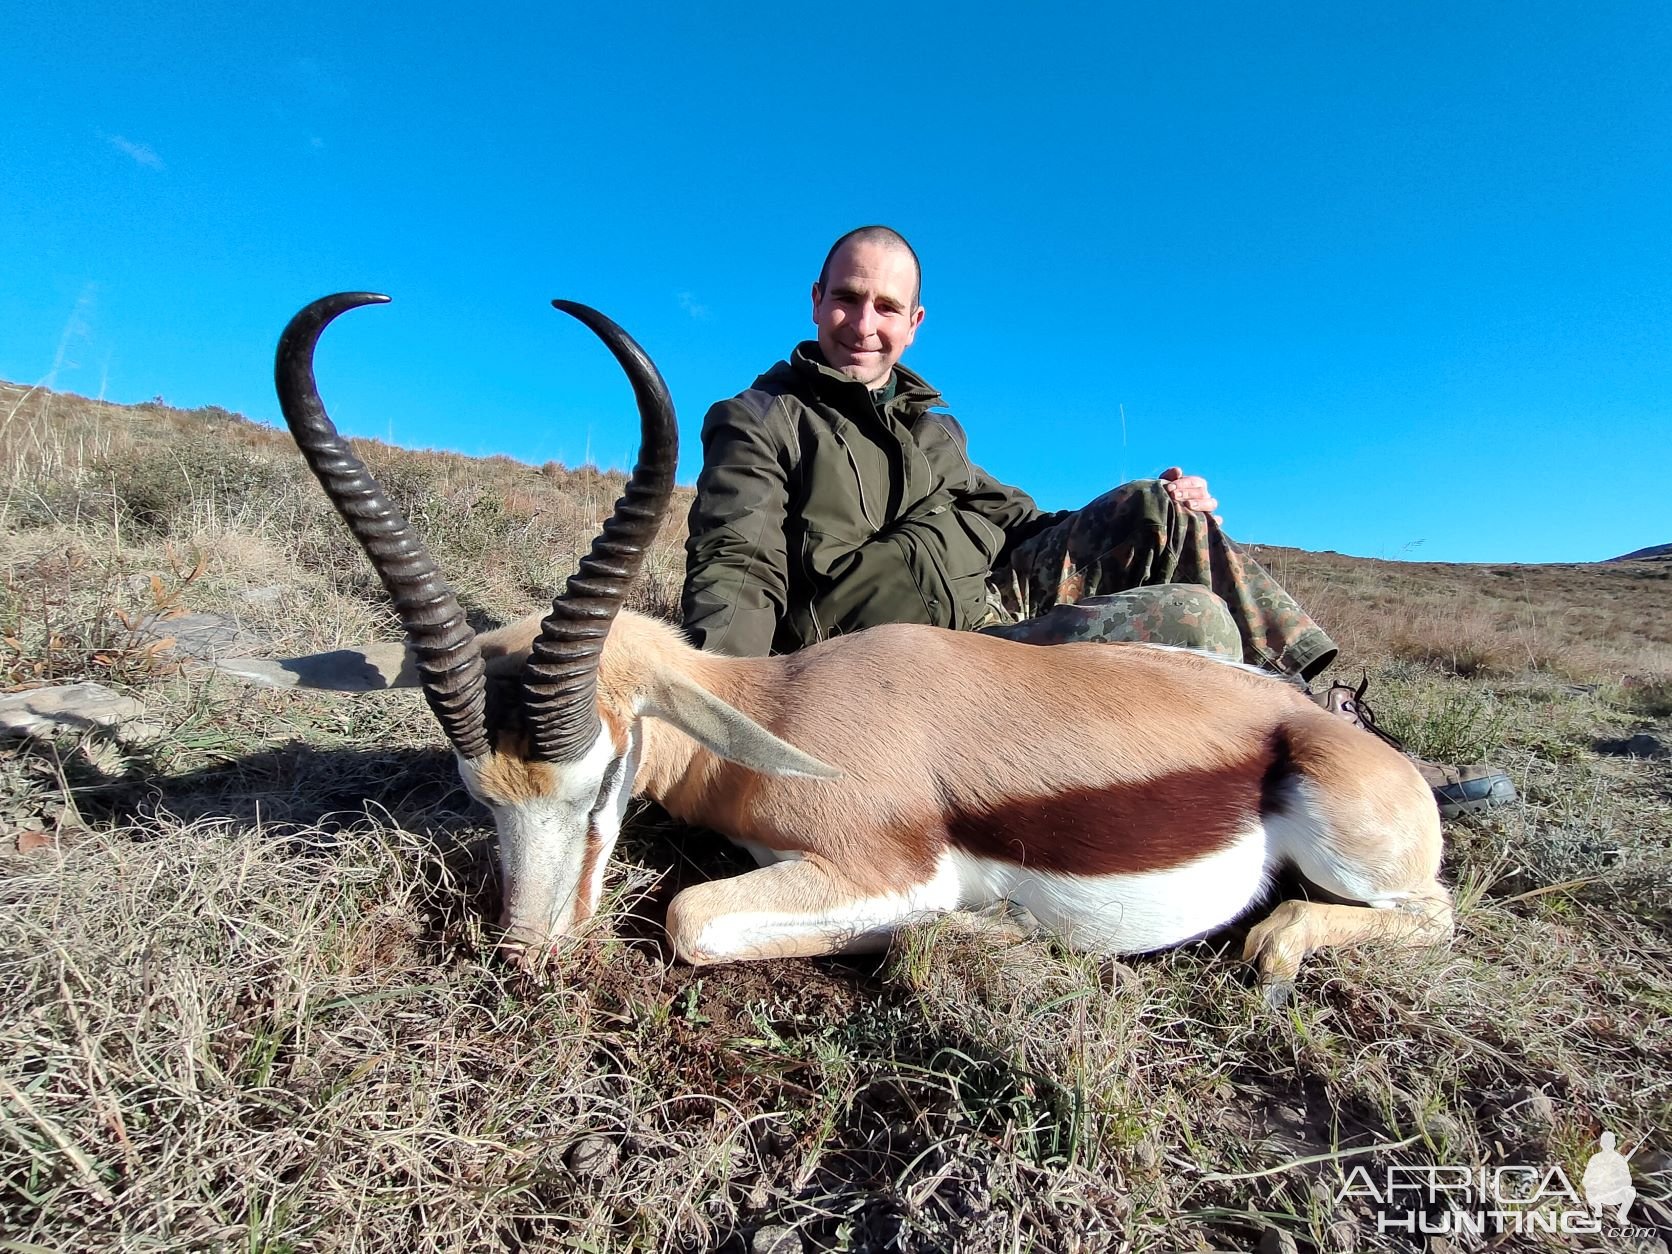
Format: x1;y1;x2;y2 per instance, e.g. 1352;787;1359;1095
1313;676;1517;820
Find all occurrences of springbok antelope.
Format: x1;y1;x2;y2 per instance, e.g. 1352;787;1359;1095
225;292;1452;999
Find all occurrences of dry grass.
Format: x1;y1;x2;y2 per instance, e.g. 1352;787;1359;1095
1254;543;1672;684
2;380;1669;1251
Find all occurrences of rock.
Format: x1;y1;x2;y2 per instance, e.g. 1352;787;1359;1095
758;1117;797;1156
1325;1218;1358;1253
563;1135;616;1179
238;585;289;609
751;1224;800;1254
216;643;411;690
0;683;161;744
1259;1229;1300;1254
1133;1137;1161;1171
1623;732;1669;759
1634;1149;1672;1177
16;831;54;853
1514;1085;1556;1126
125;611;266;660
1103;959;1139;984
1596;732;1670;760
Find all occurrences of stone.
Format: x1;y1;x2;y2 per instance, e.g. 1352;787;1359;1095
0;683;161;744
751;1224;800;1254
1258;1229;1300;1254
125;611;265;660
238;585;289;608
1625;732;1668;759
758;1117;797;1156
1596;732;1670;760
563;1135;616;1179
1515;1085;1556;1126
1325;1218;1358;1253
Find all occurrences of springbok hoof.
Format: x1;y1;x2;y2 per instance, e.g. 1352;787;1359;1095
1260;978;1296;1011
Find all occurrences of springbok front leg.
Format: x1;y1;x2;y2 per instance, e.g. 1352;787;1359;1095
1241;881;1454;1003
665;854;966;964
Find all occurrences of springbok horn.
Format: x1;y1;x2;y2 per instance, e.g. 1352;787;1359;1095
274;293;490;761
523;301;677;763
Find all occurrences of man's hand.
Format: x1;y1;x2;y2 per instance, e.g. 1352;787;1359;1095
1158;467;1222;522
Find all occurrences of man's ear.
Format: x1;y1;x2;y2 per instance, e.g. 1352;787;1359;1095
906;303;925;344
810;281;824;325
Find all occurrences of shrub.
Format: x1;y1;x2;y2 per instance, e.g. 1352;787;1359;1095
69;443;303;537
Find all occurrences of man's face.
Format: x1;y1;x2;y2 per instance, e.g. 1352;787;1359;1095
810;239;925;388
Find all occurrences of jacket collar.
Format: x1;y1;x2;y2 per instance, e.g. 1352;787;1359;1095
787;342;945;412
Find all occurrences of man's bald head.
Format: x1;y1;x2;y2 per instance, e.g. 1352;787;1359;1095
816;226;921;308
809;227;926;388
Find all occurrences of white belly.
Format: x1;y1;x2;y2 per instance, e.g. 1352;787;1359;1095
949;824;1273;954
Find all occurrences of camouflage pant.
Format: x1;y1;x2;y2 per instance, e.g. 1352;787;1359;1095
979;480;1338;679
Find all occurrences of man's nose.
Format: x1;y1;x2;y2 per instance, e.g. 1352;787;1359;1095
853;304;879;335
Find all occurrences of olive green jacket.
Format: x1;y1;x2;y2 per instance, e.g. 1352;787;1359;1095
681;343;1065;656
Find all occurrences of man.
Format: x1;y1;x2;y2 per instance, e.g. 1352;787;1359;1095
681;226;1513;816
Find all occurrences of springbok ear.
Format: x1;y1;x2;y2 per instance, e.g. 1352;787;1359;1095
476;612;544;672
215;643;417;691
645;670;841;780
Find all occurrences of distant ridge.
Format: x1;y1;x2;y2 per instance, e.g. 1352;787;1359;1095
1608;542;1672;562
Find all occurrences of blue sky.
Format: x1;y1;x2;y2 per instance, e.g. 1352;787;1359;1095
4;2;1668;563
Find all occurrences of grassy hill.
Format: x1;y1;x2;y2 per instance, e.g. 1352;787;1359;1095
1611;543;1672;563
2;379;1668;1251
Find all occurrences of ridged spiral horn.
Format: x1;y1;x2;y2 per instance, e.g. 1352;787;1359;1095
275;293;489;761
523;301;677;763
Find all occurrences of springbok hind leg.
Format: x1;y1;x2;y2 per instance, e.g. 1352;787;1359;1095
664;855;959;965
1241;882;1454;1006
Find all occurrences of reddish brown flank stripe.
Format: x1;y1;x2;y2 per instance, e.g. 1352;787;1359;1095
946;734;1292;876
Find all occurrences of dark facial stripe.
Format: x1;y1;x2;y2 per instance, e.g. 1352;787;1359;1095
946;736;1288;876
573;756;625;921
574;831;604;922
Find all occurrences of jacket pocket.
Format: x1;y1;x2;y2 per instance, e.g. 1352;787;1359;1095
906;506;1006;630
886;510;972;628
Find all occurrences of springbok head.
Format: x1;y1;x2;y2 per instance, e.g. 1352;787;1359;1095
274;292;828;955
